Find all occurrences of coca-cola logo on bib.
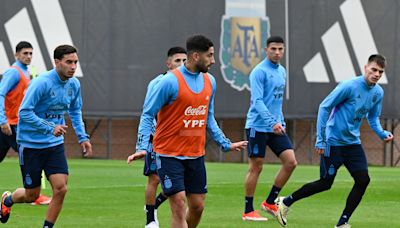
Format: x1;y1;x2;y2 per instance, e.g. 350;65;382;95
184;105;207;116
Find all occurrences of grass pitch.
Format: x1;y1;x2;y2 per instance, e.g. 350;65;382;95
0;158;399;227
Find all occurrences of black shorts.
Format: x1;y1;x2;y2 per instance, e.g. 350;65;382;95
246;128;293;158
320;144;368;179
156;155;207;197
0;125;18;161
19;144;69;189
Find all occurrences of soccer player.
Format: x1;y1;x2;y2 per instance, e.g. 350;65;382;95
0;44;93;228
127;46;187;228
242;36;297;221
129;34;247;228
276;54;393;228
0;41;51;206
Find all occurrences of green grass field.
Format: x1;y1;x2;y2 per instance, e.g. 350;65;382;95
0;158;399;227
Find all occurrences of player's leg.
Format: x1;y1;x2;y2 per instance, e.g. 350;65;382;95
46;174;67;226
262;134;296;216
186;194;205;228
0;129;12;163
1;146;43;223
157;155;186;227
336;145;369;227
143;150;160;226
185;156;207;227
277;145;343;226
43;144;69;227
243;129;268;221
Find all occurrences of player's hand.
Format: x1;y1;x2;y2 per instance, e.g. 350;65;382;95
272;123;285;135
384;133;394;142
315;148;324;155
0;123;12;136
229;141;248;152
127;151;147;164
80;141;93;158
53;125;68;137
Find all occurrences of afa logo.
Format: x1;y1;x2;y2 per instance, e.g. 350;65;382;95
220;15;269;91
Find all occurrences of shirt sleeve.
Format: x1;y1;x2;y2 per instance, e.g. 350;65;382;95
206;75;231;152
136;74;177;152
315;82;351;149
250;68;278;128
18;79;56;134
367;91;390;139
67;79;89;143
0;68;21;124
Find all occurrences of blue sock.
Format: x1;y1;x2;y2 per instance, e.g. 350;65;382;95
244;196;254;213
145;205;155;225
4;195;13;207
283;195;294;207
337;214;349;226
43;220;54;228
266;185;281;204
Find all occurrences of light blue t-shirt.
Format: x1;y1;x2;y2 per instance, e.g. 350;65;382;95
315;76;390;149
245;58;286;132
17;69;89;149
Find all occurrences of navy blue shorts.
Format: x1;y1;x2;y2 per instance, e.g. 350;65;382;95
19;144;69;189
246;128;293;158
156;155;207;197
143;139;157;176
320;144;368;179
0;125;18;162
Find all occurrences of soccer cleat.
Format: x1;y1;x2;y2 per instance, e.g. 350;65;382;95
30;195;52;205
276;197;289;227
335;223;351;228
0;191;12;223
145;221;159;228
261;200;278;216
242;210;268;221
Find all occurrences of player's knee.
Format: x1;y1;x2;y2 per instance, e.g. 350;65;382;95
24;191;40;203
284;159;297;171
249;163;263;174
53;185;68;198
319;178;334;191
354;172;370;188
149;174;160;186
189;202;205;216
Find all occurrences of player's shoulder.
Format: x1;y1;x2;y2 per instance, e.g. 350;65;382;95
68;77;81;90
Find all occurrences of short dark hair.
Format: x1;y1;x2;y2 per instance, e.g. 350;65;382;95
186;35;214;54
167;46;186;57
368;54;386;68
16;41;32;53
53;45;77;60
266;36;284;46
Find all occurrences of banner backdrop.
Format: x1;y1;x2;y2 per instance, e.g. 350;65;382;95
0;0;399;118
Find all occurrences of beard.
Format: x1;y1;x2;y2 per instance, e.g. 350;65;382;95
196;62;209;73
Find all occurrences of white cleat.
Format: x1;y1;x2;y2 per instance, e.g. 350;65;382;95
276;197;289;227
335;223;351;228
145;221;159;228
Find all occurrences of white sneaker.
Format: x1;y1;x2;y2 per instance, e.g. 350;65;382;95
154;209;159;225
335;223;351;228
145;221;159;228
276;197;289;227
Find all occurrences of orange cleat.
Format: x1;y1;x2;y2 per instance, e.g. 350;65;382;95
261;200;278;217
242;210;268;221
0;191;12;223
31;194;52;205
